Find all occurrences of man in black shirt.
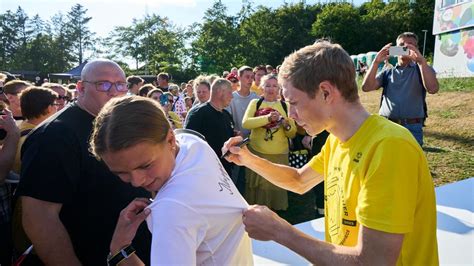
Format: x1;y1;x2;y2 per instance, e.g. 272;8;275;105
185;78;235;176
17;59;151;265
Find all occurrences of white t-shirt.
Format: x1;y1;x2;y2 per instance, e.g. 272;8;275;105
146;132;253;265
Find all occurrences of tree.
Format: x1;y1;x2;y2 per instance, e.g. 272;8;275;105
49;12;74;71
409;0;436;56
191;0;241;74
65;4;95;64
0;10;19;67
311;3;362;54
107;14;187;76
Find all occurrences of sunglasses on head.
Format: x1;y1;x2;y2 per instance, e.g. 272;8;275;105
57;95;70;100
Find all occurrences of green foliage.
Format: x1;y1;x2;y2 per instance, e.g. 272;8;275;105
66;4;95;64
190;0;241;74
311;3;362;54
107;14;187;76
0;1;437;82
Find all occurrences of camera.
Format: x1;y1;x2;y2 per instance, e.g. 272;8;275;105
389;46;409;56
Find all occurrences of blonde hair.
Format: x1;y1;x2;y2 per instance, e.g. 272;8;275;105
89;96;171;159
42;82;66;94
259;74;279;89
278;40;358;102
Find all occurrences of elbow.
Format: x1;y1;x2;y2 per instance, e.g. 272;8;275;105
361;83;372;92
361;84;368;92
427;85;439;94
361;83;369;92
241;122;250;130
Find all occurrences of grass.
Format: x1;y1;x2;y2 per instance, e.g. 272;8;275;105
438;76;474;92
279;76;474;225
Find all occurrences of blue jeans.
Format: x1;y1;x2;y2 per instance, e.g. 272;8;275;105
404;123;423;146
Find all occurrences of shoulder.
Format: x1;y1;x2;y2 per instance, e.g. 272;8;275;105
249;99;259;105
365;116;421;151
188;103;210;116
28;107;85;143
176;132;208;148
250;92;260;99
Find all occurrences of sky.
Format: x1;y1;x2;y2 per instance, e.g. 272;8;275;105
1;0;366;38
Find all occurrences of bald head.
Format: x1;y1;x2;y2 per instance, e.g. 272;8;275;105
81;59;125;81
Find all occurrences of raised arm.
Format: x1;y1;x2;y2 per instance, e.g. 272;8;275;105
361;43;391;92
406;43;439;94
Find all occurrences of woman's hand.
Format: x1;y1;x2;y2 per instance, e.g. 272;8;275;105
281;118;291;130
110;198;152;254
267;111;281;123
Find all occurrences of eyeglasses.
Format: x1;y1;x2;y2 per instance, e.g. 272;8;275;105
83;81;128;92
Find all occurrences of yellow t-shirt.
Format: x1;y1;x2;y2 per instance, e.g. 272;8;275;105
242;99;296;154
250;83;262;96
168;111;183;129
309;114;438;266
12;121;36;174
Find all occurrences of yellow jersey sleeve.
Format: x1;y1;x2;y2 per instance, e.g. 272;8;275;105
357;137;421;234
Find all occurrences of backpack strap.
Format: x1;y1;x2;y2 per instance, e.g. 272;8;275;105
280;100;288;116
171;96;178;112
255;97;264;110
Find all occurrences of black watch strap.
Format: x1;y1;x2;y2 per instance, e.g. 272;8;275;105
107;245;136;266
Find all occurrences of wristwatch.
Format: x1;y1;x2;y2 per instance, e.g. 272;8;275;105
107;245;136;266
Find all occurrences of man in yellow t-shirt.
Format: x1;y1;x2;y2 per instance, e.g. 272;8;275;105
250;65;267;96
223;41;439;265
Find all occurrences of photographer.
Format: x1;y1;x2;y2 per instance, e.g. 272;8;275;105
361;32;439;146
0;106;20;265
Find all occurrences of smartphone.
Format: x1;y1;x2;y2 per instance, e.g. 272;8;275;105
0;103;6;140
159;94;169;106
389;46;409;56
221;138;250;159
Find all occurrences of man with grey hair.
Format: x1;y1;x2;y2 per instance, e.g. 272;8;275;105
185;78;235;175
17;59;151;265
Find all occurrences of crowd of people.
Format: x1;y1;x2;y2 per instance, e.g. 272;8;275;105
0;31;440;265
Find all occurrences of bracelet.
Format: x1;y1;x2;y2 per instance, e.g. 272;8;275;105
107;245;136;266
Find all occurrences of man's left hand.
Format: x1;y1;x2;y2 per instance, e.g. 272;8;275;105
243;205;291;242
406;44;426;65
